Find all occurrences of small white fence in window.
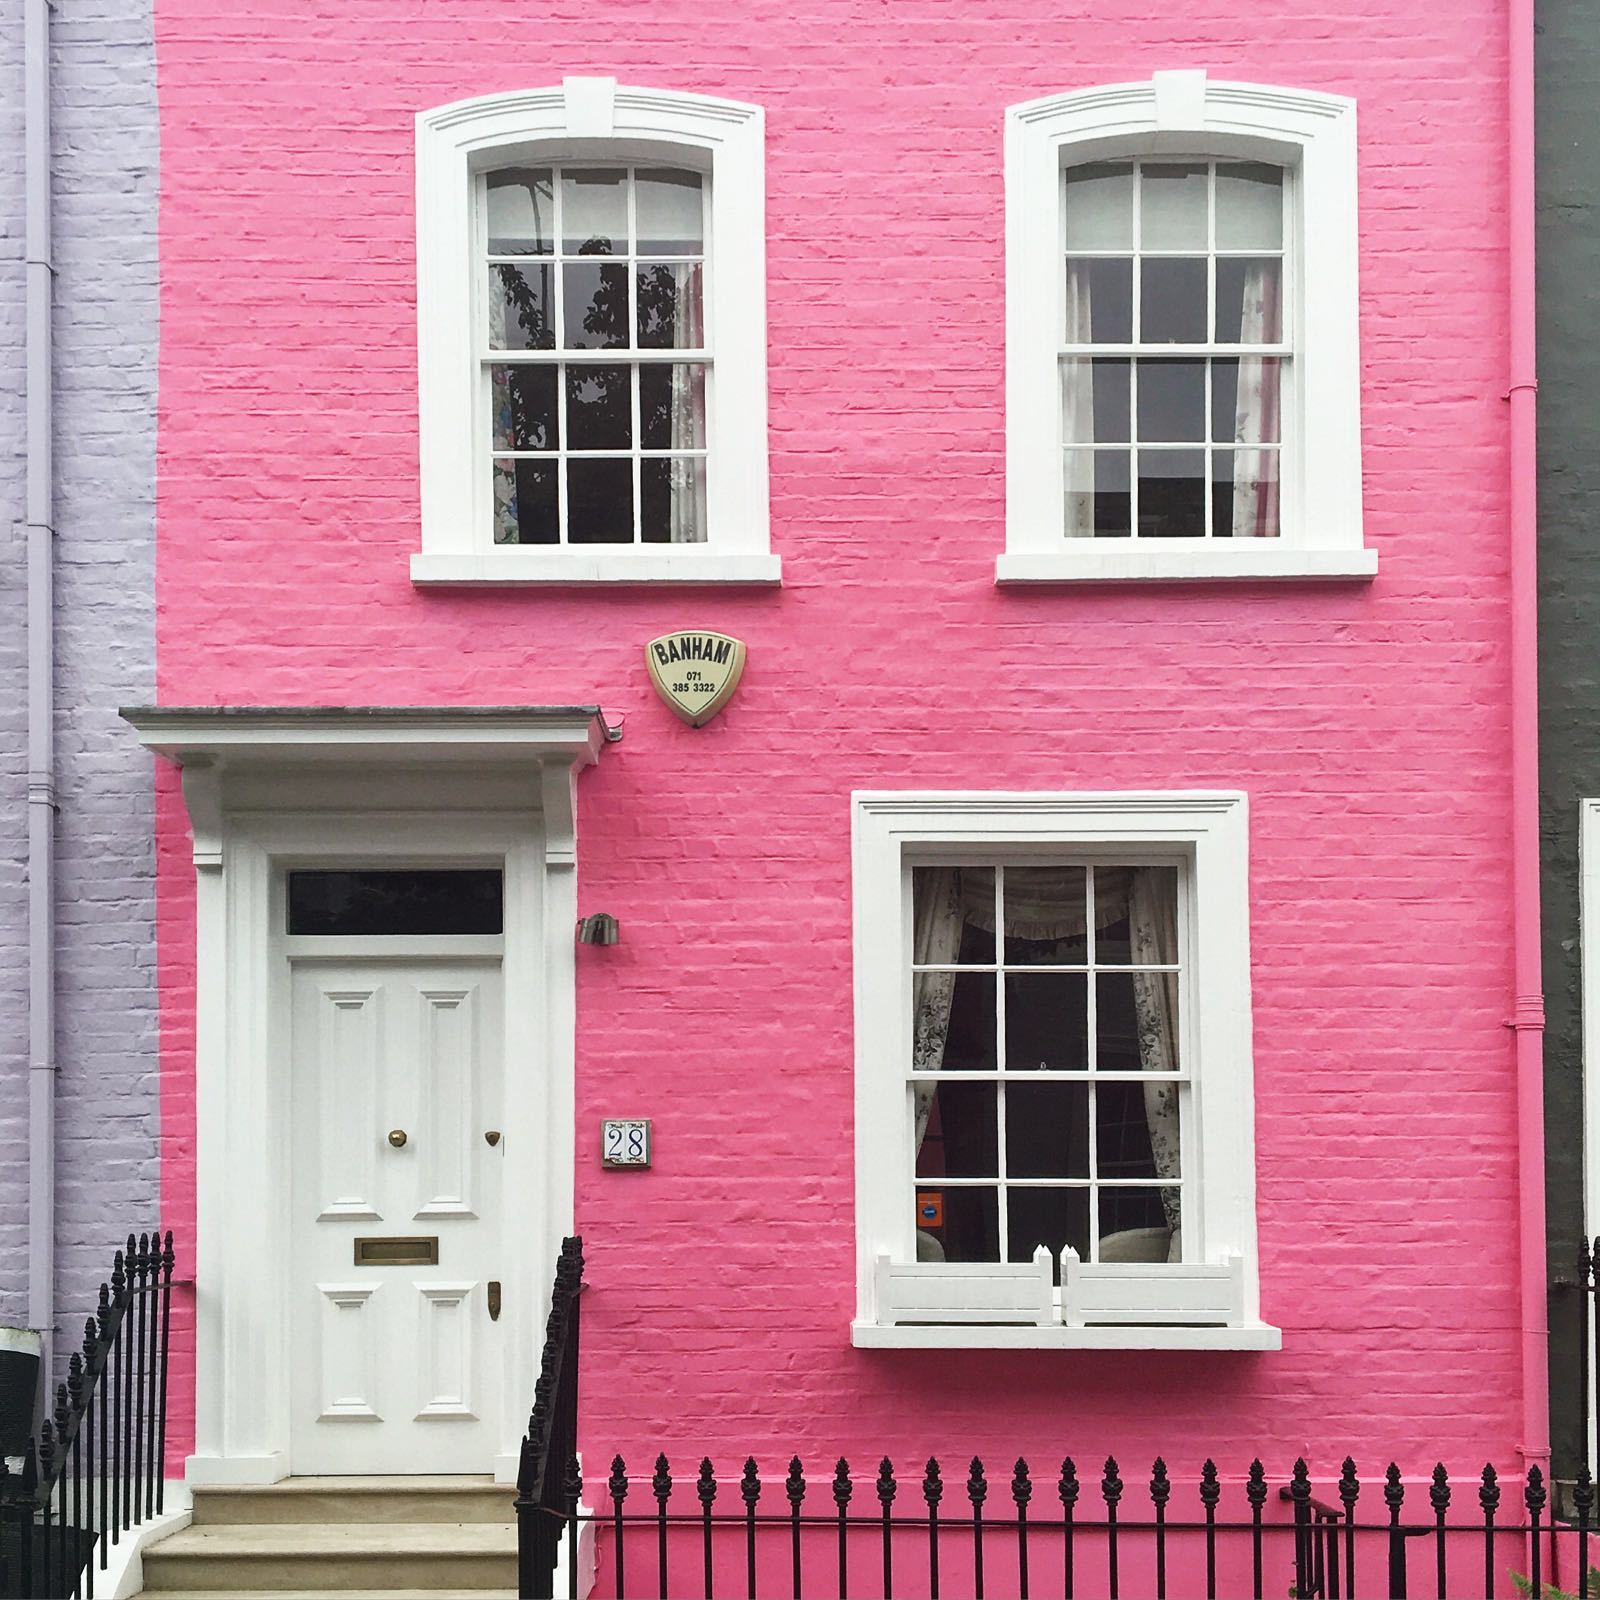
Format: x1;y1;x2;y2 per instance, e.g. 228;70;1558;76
872;1248;1244;1329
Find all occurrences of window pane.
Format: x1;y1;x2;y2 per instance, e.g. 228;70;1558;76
1003;973;1088;1071
1097;910;1133;965
562;262;629;350
913;867;967;959
1009;1188;1088;1283
1095;1079;1167;1180
635;169;704;254
917;1082;997;1178
641;458;708;544
1065;258;1132;344
639;364;708;450
1216;258;1282;343
1060;360;1130;445
565;365;631;449
938;1187;1000;1264
1006;1080;1089;1178
942;971;998;1070
1064;449;1131;538
957;912;997;966
560;168;626;254
1095;972;1180;1072
485;167;552;255
637;262;704;349
493;459;559;545
1002;867;1087;964
1140;257;1208;343
487;264;554;351
490;365;559;451
1094;359;1131;442
1136;450;1206;537
1212;358;1282;443
287;869;504;935
1063;162;1133;251
1215;163;1282;251
1097;865;1177;962
1136;360;1205;443
1140;163;1208;250
565;458;634;544
1214;448;1280;539
1098;1187;1174;1252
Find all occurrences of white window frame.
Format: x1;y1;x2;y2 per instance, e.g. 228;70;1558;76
1001;70;1373;585
414;77;778;585
851;791;1278;1350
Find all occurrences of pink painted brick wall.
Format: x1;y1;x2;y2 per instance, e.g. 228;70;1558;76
152;0;1522;1478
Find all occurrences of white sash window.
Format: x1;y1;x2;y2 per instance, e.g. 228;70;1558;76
852;792;1278;1350
414;79;777;585
1001;71;1372;583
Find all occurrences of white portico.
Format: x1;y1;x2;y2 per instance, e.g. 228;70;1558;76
122;706;614;1486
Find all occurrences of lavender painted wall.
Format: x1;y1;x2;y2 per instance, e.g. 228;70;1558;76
0;0;159;1334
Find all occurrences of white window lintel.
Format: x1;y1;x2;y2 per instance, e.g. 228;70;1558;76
1003;71;1366;582
414;79;774;583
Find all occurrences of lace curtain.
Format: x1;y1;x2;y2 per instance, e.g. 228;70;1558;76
1230;262;1282;539
1129;868;1182;1229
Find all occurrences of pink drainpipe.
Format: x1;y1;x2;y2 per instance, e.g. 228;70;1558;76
1509;0;1549;1487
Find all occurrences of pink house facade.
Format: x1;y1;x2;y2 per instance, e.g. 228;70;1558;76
125;0;1545;1555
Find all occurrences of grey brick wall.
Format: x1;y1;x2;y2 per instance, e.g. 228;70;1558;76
1539;0;1600;1484
0;0;159;1338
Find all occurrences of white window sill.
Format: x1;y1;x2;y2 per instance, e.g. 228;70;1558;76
411;550;783;586
995;547;1377;585
850;1319;1282;1351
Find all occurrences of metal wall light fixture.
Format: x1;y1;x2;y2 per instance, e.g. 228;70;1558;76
576;913;620;946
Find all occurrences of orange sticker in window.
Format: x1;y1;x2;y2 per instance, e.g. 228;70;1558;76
916;1191;944;1228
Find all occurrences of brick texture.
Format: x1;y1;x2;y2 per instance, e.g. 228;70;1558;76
151;0;1525;1478
0;1;160;1337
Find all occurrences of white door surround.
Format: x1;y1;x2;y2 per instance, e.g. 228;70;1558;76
123;706;613;1486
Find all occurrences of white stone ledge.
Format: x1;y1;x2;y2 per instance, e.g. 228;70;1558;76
995;548;1378;585
850;1320;1283;1351
411;550;783;586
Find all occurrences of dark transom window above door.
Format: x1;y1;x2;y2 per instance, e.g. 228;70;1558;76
286;869;504;936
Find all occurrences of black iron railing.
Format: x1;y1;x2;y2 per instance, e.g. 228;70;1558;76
526;1446;1585;1600
516;1235;585;1600
0;1231;176;1600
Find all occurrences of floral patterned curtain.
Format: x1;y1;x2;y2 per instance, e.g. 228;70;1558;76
1130;868;1182;1234
911;868;963;1148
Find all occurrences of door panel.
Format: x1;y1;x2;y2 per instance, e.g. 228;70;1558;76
291;957;504;1474
416;986;479;1217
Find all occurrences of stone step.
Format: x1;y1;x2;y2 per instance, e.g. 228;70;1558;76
190;1475;515;1525
139;1521;518;1592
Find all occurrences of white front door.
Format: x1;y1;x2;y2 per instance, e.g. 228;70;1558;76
289;950;505;1474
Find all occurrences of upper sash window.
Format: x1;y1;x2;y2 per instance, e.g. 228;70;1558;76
1001;71;1372;583
414;78;777;585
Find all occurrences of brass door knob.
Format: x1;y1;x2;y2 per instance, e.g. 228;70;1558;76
387;1129;408;1148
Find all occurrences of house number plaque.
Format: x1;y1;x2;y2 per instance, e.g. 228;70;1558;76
645;632;747;727
601;1119;652;1168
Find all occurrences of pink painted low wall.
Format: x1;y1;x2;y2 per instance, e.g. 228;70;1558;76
152;0;1525;1484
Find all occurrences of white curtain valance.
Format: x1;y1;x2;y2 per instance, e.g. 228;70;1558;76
954;865;1134;943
